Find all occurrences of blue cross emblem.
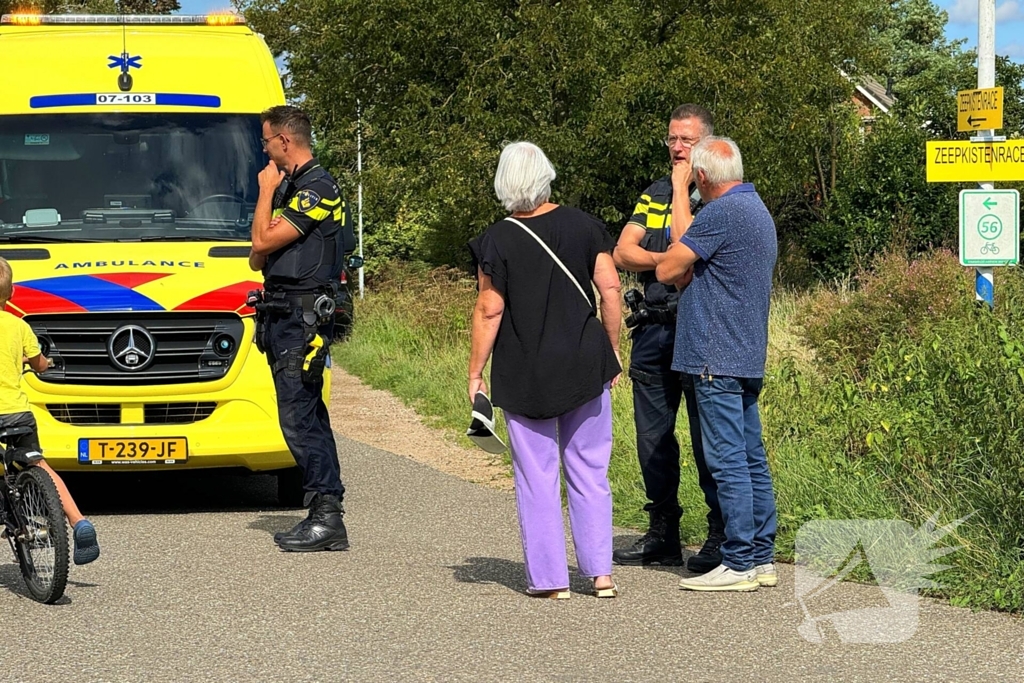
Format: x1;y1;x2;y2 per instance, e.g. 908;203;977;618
108;53;143;72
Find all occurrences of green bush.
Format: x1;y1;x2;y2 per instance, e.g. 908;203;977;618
798;248;972;372
338;253;1024;612
781;250;1024;610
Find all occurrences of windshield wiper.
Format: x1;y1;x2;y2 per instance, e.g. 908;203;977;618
133;235;249;242
0;235;103;243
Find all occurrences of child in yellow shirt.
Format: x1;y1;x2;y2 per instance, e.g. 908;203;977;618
0;258;99;565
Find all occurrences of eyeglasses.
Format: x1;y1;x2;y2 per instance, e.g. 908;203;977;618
261;132;285;148
664;136;700;148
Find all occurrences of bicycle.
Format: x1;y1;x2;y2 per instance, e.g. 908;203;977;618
0;425;69;604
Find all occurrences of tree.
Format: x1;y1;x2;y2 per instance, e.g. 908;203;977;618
795;1;1024;279
238;0;899;270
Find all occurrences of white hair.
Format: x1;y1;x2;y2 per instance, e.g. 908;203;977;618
691;136;744;186
493;141;556;213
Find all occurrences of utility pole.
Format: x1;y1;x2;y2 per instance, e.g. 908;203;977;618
975;0;995;307
358;99;366;299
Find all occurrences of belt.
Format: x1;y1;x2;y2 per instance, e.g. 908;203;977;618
264;288;330;309
636;306;676;326
649;307;676;324
267;292;314;306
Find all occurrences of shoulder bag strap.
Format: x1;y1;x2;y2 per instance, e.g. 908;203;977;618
504;217;593;310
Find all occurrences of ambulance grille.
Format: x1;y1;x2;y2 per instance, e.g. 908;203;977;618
25;313;245;386
46;403;120;425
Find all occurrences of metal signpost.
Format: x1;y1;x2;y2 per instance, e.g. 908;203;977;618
357;100;365;299
975;0;997;306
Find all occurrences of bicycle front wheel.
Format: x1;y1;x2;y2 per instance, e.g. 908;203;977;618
13;467;69;604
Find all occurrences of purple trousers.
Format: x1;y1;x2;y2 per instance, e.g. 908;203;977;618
504;388;613;591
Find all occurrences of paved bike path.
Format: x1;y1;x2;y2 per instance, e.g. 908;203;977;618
0;431;1022;681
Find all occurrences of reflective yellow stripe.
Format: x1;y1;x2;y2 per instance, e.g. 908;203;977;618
319;196;341;207
303;206;331;221
648;201;669;212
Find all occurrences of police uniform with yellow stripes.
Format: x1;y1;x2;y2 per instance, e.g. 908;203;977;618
262;158;349;502
612;175;724;569
266;159;350;293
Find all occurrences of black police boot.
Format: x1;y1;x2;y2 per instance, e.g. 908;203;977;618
277;494;350;552
612;511;683;566
686;526;726;573
274;508;313;545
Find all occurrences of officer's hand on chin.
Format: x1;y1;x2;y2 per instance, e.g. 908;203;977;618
258;161;286;193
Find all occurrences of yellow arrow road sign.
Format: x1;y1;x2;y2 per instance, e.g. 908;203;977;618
957;86;1003;132
926;140;1024;182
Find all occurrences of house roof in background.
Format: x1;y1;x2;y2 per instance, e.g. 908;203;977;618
856;75;895;113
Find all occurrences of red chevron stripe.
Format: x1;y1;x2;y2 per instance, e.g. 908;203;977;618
174;281;262;313
8;286;87;315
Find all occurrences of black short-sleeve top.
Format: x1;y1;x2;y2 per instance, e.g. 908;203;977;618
468;206;621;420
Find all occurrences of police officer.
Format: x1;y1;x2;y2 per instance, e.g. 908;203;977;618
611;104;724;571
249;105;350;552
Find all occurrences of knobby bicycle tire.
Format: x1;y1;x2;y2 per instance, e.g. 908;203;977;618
13;467;69;604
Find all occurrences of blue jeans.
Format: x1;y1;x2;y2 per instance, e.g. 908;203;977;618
689;374;776;571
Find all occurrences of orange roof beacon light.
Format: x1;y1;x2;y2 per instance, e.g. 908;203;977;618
205;13;243;26
3;13;42;25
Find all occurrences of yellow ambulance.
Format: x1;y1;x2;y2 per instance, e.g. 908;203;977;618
0;13;311;504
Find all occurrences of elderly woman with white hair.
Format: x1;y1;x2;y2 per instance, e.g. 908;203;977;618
467;142;623;599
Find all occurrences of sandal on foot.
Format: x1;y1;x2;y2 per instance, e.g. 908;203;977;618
526;588;571;600
592;583;618;599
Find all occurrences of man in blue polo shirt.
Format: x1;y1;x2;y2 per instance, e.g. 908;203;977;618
655;136;778;592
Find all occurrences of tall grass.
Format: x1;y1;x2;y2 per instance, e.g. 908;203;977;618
336;255;1024;611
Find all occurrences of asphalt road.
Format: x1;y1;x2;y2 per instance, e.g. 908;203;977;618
1;435;1023;682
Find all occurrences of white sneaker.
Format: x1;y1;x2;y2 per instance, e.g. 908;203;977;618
678;564;759;592
755;563;778;587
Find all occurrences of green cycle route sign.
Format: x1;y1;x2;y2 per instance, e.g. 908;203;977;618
959;189;1020;266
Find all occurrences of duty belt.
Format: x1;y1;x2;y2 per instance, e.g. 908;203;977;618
264;287;337;323
628;367;666;386
641;306;677;325
257;287;336;385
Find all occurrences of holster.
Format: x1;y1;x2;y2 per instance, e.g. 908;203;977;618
645;306;677;325
262;287;333;386
301;335;329;385
254;309;267;354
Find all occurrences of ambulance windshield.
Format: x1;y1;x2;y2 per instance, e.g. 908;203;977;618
0;113;265;241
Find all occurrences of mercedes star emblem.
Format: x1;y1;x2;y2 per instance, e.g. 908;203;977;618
107;325;156;371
